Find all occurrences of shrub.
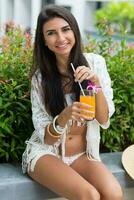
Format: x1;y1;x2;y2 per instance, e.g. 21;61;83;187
85;21;134;152
0;25;33;162
0;20;134;162
96;1;134;34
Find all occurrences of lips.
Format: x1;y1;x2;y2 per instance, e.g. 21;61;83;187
56;43;69;50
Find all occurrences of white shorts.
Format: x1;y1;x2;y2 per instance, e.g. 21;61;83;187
22;130;99;173
22;138;86;173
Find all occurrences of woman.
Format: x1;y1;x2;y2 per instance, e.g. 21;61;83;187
22;5;123;200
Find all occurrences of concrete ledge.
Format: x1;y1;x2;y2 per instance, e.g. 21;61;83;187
0;163;58;200
101;152;134;188
0;152;134;200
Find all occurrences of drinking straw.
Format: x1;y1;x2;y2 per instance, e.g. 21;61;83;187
71;63;85;96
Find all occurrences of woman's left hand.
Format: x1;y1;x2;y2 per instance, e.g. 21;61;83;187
74;65;100;85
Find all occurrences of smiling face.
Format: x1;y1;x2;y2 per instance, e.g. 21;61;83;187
43;17;75;58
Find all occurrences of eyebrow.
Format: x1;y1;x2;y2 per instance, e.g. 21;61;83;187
45;25;70;33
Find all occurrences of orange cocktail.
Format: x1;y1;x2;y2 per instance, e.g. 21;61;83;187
80;89;95;119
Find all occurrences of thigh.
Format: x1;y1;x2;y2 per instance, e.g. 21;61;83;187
28;155;100;200
71;154;123;198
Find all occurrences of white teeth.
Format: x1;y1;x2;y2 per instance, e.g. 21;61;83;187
57;44;67;48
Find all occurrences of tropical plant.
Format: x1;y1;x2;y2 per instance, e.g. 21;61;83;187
0;24;33;162
96;1;134;34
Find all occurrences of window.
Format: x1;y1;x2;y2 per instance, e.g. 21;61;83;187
96;1;102;10
42;0;55;8
63;6;71;12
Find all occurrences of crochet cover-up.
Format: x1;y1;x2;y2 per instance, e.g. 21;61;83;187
22;53;115;173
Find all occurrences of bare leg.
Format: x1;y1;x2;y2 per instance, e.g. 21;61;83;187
71;154;123;200
28;155;100;200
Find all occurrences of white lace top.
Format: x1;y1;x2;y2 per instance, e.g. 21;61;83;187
30;53;115;161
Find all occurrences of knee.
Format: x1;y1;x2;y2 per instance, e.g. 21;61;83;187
102;185;123;200
76;186;100;200
111;189;123;200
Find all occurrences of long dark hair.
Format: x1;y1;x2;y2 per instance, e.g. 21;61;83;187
33;5;89;117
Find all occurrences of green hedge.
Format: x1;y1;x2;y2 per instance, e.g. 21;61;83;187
0;27;33;162
0;23;134;162
96;1;134;34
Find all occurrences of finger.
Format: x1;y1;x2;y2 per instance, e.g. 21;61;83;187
75;66;89;74
71;115;85;123
86;73;95;80
80;106;94;114
75;66;85;73
86;72;100;83
72;102;92;113
72;112;94;122
72;107;94;118
82;116;94;121
75;68;90;82
71;111;85;122
71;116;86;123
74;66;89;76
80;110;95;119
76;72;90;83
79;102;92;109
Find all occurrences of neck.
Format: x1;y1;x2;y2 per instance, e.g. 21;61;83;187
56;55;69;75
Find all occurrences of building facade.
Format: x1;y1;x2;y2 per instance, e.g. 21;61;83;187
0;0;130;39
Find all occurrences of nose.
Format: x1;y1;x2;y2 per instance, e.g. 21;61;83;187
57;31;65;42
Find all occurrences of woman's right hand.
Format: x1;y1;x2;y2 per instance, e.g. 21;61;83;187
57;101;93;127
44;101;93;144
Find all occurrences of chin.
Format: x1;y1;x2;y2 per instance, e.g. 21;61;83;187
56;49;72;56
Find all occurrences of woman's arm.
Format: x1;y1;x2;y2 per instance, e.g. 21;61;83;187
74;53;115;128
31;71;95;144
95;89;109;124
31;72;53;143
95;55;115;128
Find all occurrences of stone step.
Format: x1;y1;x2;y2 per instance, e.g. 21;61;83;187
0;152;134;200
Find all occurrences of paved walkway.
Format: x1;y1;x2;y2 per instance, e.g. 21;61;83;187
124;188;134;200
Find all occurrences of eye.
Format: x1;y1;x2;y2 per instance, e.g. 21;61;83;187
47;31;56;36
63;27;71;32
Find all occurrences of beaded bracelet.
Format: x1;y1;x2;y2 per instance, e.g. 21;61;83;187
47;124;61;138
53;115;67;135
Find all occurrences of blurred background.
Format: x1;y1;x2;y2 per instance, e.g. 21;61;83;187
0;0;106;39
1;0;134;42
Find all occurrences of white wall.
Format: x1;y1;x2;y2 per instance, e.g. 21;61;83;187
14;0;31;28
31;0;42;34
84;1;97;33
0;0;13;37
0;0;42;36
1;0;125;40
0;0;96;37
55;0;86;37
0;0;13;26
